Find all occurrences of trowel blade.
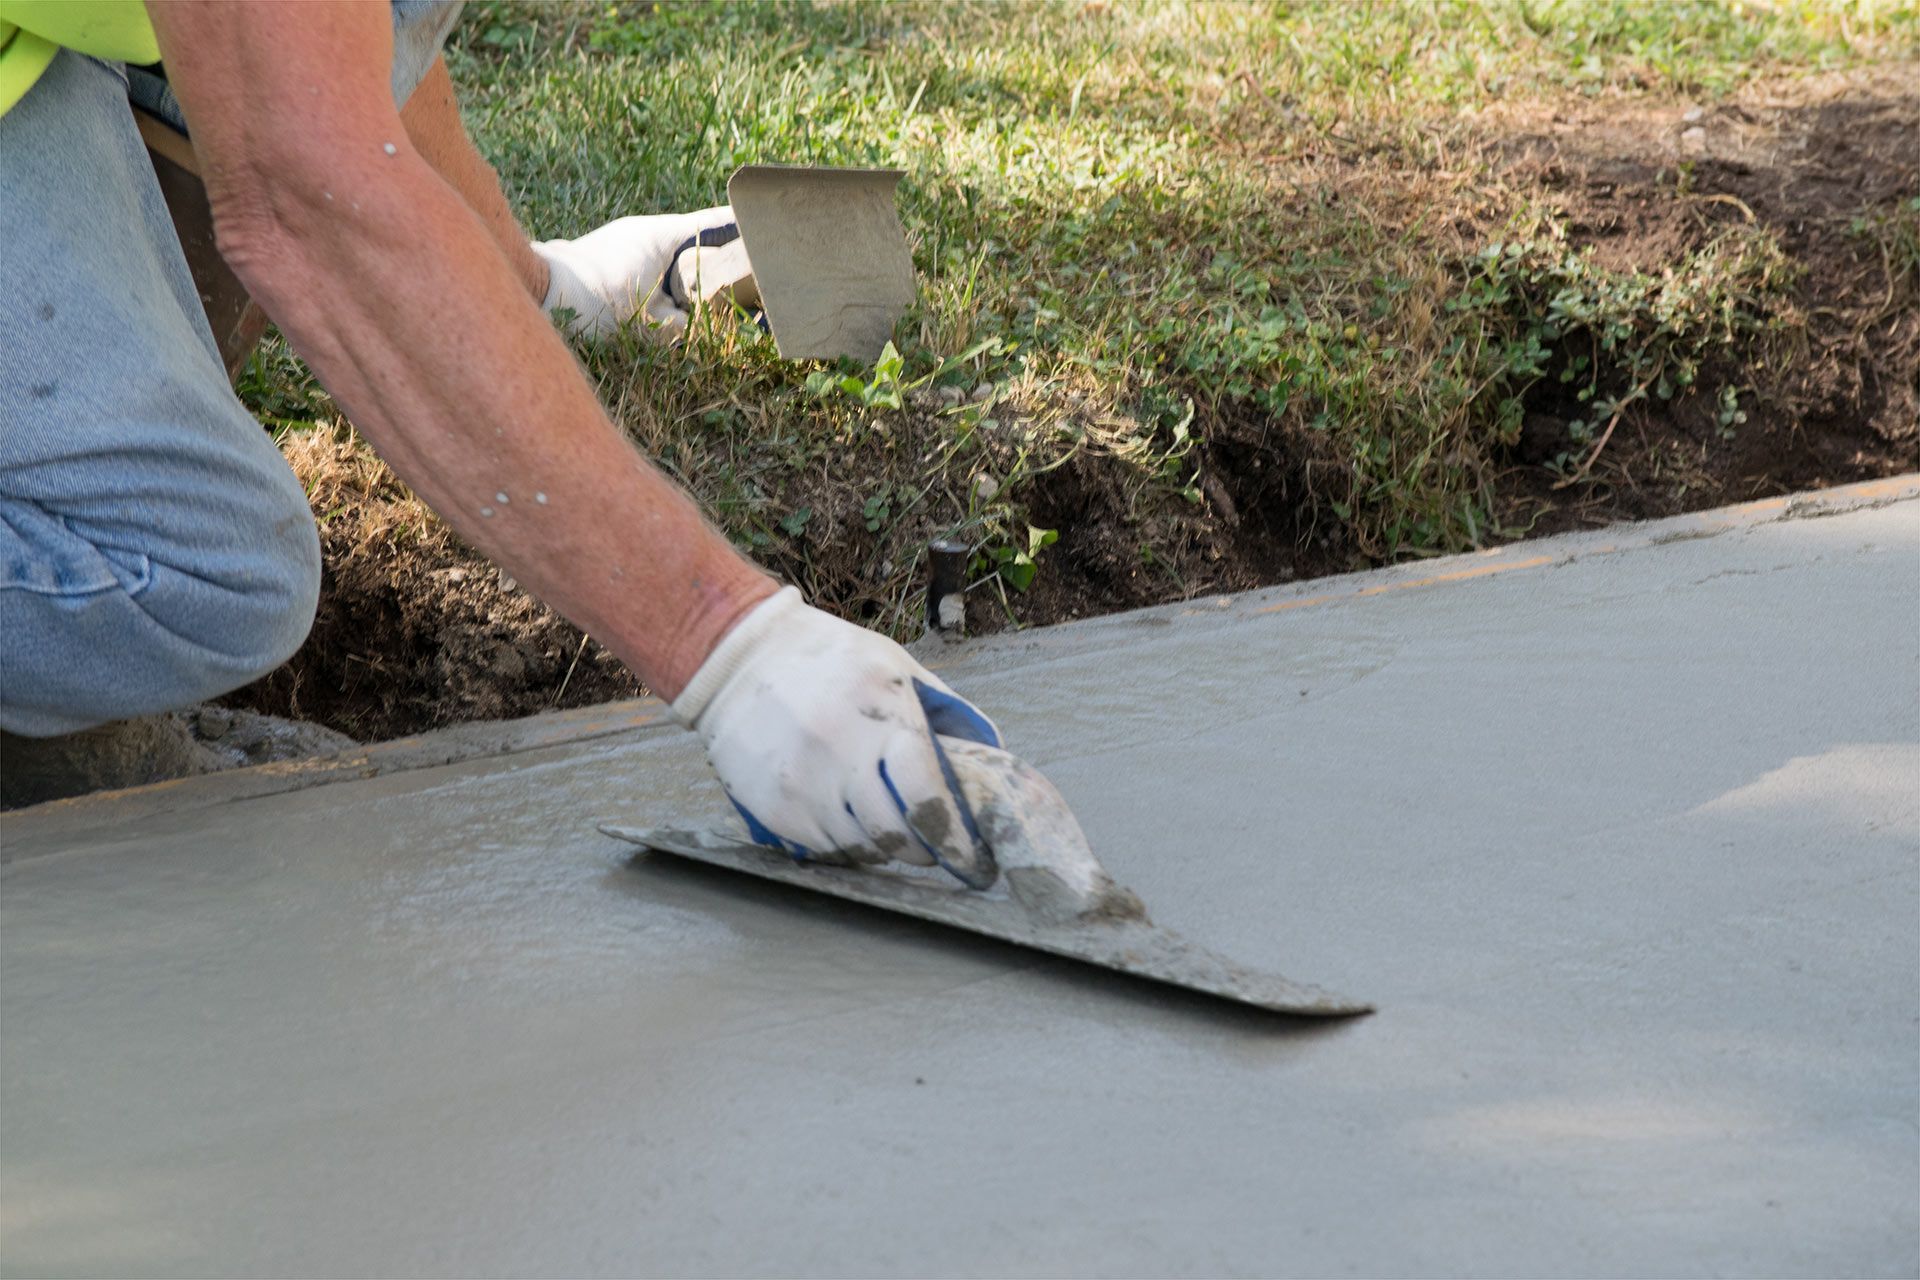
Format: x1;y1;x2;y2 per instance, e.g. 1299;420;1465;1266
726;164;917;363
600;824;1372;1018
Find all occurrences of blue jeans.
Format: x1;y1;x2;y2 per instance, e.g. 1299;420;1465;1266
0;4;461;737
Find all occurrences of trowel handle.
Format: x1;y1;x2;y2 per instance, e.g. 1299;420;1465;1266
668;232;759;311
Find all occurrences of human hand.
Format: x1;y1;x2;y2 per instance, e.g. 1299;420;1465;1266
672;587;1004;888
531;205;738;342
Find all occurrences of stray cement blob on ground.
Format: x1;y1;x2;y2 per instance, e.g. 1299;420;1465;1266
0;707;355;809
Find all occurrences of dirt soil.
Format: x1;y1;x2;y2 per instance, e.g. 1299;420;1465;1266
228;64;1916;744
229;430;647;742
1480;62;1918;529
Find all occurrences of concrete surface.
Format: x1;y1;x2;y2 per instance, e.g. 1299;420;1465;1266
3;478;1917;1278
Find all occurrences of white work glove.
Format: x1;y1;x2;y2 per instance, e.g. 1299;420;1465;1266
531;205;738;343
673;587;1005;889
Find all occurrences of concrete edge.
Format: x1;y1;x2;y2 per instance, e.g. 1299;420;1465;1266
922;472;1920;670
0;700;671;858
4;472;1913;852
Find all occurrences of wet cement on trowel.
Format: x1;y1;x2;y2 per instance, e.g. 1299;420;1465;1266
3;491;1917;1277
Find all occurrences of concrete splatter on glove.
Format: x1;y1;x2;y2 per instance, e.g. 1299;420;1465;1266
672;587;1005;888
531;205;737;343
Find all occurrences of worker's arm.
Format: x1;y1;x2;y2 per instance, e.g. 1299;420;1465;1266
149;2;764;697
147;2;1003;883
399;53;737;342
396;55;547;298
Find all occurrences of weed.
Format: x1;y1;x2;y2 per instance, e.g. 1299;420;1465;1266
1448;223;1795;477
806;341;907;410
976;524;1059;594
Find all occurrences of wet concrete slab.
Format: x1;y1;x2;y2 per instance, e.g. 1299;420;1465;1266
4;479;1917;1277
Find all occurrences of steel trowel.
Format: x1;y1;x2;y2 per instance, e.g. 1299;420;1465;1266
666;164;917;363
602;739;1370;1018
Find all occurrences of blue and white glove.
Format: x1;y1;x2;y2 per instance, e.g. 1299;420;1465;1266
672;587;1004;889
531;205;738;343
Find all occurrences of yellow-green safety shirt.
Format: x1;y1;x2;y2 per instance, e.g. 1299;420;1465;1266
0;0;158;119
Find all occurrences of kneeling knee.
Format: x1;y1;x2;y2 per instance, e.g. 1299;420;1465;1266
0;493;320;737
236;501;321;673
206;499;322;678
138;490;321;683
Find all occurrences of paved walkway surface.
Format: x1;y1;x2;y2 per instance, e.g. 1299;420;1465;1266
4;478;1917;1278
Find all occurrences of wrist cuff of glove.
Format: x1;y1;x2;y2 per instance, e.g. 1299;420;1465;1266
670;585;805;729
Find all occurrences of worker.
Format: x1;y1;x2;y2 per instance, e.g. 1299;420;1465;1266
0;1;1003;884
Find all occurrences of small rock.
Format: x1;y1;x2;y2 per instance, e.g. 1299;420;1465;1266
973;473;1000;502
498;573;517;593
1199;472;1240;526
969;382;996;404
936;385;965;409
445;567;469;584
1680;126;1707;155
193;706;234;740
1682;106;1705;124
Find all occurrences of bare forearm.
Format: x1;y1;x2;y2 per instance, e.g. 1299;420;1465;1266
222;153;772;695
399;56;547;299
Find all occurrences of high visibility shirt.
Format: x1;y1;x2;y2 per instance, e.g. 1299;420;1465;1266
0;1;159;119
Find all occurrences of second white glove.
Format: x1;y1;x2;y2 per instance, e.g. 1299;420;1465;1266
531;205;737;343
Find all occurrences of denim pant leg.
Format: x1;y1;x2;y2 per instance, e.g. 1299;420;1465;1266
0;51;321;737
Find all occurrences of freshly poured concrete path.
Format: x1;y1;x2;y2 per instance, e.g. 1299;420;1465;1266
4;479;1917;1278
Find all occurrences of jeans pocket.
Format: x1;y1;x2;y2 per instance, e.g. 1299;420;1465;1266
0;500;152;597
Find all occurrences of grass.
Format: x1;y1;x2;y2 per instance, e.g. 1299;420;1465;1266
243;0;1918;633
